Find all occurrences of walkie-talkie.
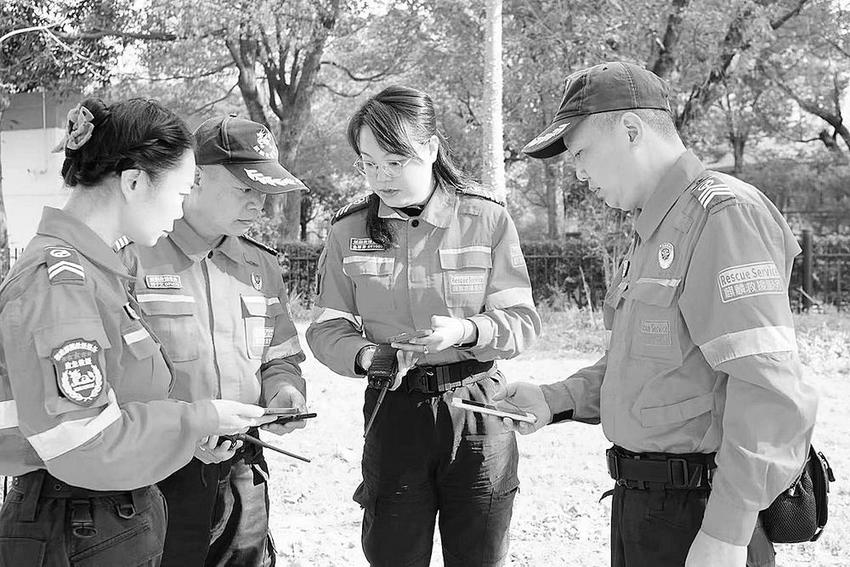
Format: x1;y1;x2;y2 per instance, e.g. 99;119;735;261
363;345;398;437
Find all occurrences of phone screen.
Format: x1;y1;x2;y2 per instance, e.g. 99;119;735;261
263;407;301;416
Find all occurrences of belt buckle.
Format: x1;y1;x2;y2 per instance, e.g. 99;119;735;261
668;458;689;488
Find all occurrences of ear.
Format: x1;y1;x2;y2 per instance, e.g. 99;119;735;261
620;112;643;144
426;134;439;164
119;169;143;201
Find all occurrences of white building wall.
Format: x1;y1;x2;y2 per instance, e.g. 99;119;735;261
1;127;69;256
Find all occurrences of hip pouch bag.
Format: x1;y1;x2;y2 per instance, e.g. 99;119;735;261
761;445;835;543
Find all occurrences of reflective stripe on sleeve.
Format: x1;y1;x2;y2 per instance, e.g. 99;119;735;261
27;390;121;461
313;308;362;328
700;325;797;367
263;335;303;363
136;294;196;303
485;287;534;310
0;400;19;430
635;277;681;287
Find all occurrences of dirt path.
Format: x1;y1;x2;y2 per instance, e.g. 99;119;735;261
265;332;849;566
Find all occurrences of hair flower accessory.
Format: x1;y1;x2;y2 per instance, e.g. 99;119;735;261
53;104;95;153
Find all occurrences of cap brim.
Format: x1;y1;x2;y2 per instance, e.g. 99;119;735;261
522;117;585;159
224;162;309;195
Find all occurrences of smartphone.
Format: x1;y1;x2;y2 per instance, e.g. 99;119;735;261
450;397;537;424
262;407;301;416
272;412;317;425
388;330;432;344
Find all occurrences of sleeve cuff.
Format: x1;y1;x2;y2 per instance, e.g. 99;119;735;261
701;490;761;545
540;384;577;424
190;399;221;436
467;315;496;350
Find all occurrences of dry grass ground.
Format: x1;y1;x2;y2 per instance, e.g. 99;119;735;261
264;311;850;567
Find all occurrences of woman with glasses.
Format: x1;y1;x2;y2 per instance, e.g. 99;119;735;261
0;98;273;566
306;85;541;567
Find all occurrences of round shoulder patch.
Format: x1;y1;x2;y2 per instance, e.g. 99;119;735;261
52;339;105;406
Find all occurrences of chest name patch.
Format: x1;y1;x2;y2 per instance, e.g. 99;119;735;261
145;274;182;289
350;238;384;252
639;320;672;346
448;272;487;295
717;262;784;303
52;339;104;406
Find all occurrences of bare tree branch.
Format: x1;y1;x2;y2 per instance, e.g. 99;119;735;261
189;83;238;115
320;59;401;82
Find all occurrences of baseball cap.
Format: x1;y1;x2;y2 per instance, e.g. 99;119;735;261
522;62;672;159
194;115;308;194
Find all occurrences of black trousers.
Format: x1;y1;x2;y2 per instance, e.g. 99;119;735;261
610;483;775;567
157;457;273;567
0;470;165;567
355;373;519;567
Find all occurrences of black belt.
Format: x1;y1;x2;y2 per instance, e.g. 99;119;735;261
402;360;494;394
606;446;716;490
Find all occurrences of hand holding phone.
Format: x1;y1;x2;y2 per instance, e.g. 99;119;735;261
450;397;538;424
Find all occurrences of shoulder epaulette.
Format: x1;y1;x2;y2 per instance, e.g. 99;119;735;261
331;195;371;225
691;174;736;210
112;235;132;252
44;245;85;285
457;186;506;207
240;234;280;257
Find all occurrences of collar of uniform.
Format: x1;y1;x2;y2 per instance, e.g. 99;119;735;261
376;185;456;229
169;218;246;264
36;207;132;279
635;150;705;241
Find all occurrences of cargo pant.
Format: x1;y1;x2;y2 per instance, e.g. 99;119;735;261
0;470;166;566
157;450;274;567
611;483;776;567
354;371;519;567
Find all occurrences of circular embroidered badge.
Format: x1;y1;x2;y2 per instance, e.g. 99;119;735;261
658;242;675;270
52;339;104;406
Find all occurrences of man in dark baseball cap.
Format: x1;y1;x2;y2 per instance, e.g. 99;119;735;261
195;114;308;194
499;61;810;567
522;61;672;159
120;115;310;566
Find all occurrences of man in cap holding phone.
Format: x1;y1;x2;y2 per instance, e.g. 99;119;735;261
495;62;818;567
120;115;310;566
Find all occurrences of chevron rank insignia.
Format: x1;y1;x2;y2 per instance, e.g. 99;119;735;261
693;177;735;209
44;246;85;285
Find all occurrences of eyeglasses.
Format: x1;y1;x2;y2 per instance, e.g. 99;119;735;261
353;156;414;178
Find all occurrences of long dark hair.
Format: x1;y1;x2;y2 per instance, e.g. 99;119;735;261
346;85;474;247
60;98;193;188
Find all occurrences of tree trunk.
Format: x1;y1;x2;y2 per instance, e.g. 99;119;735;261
730;133;746;175
481;0;506;199
543;160;561;239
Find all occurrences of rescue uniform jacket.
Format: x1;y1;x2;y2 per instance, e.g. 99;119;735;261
120;219;305;405
306;186;541;376
541;151;819;546
0;207;218;490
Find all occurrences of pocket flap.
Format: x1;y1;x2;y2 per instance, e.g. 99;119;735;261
136;293;196;316
439;247;492;270
640;392;714;428
631;279;679;306
342;256;394;277
122;325;159;360
33;318;111;358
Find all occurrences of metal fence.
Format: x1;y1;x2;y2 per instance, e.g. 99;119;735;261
281;244;850;312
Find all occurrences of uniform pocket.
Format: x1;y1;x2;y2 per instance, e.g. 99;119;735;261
121;323;159;361
439;248;491;310
628;281;683;365
343;256;395;315
136;294;199;362
241;295;280;360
